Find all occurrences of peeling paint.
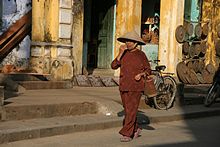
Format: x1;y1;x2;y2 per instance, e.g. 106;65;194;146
71;0;83;75
72;0;83;25
0;0;32;70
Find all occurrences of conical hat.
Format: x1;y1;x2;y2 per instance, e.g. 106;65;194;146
117;30;146;45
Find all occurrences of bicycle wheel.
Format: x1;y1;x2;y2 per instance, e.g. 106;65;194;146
204;82;219;107
154;76;177;110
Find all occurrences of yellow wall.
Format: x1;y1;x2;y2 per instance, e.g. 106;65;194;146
32;0;59;42
159;0;185;74
44;0;59;42
32;0;45;41
114;0;185;76
202;0;220;68
31;0;185;79
114;0;142;76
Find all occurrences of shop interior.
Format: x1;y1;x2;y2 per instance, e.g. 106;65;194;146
141;0;160;45
141;0;160;68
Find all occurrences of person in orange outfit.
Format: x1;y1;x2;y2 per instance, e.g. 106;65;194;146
111;30;151;142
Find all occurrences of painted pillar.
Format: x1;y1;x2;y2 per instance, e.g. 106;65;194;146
158;0;185;74
44;0;59;42
113;0;142;76
44;0;59;61
32;0;59;42
72;0;84;75
32;0;45;41
31;0;63;79
31;0;74;80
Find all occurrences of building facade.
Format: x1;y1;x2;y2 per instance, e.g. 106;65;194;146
1;0;218;83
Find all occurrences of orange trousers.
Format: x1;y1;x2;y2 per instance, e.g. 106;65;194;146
119;91;142;137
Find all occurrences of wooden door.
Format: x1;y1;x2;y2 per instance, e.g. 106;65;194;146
97;2;114;69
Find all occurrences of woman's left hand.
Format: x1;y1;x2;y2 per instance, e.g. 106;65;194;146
135;74;142;81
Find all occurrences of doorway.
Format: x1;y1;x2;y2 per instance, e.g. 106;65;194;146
83;0;116;73
141;0;160;69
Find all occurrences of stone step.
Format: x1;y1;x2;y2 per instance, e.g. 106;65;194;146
1;87;123;121
17;81;73;90
183;93;206;105
90;68;115;77
8;73;49;81
2;104;220;144
2;102;97;121
0;114;122;144
183;84;210;94
176;83;211;105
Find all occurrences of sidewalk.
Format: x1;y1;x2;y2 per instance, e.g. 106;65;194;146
0;87;220;144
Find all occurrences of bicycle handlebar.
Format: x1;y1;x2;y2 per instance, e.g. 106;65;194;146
149;60;160;63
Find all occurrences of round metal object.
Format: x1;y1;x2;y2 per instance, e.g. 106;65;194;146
194;43;201;56
182;42;189;55
206;63;215;74
202;69;214;84
186;23;194;36
196;73;206;84
176;62;189;83
202;23;209;36
198;60;205;72
188;69;199;85
215;39;220;57
175;25;186;43
194;24;202;38
200;41;207;55
187;61;194;69
189;44;196;58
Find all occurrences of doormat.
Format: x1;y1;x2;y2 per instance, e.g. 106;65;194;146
100;77;117;87
75;75;91;87
88;75;104;87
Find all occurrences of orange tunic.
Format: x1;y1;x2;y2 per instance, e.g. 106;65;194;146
111;49;151;91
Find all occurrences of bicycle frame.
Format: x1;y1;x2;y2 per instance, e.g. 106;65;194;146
147;60;177;110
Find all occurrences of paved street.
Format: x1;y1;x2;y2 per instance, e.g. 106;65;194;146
1;116;220;147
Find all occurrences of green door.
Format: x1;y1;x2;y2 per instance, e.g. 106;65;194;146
97;1;114;69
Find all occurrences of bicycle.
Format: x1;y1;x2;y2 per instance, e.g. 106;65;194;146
204;67;220;107
145;60;177;110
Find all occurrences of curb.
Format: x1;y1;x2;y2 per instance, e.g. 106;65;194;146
148;108;220;123
1;105;220;144
0;115;122;144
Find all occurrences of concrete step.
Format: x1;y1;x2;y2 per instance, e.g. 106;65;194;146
90;68;115;77
17;81;73;90
183;84;210;94
1;104;220;144
1;94;150;121
1;88;123;121
176;83;210;105
2;102;97;121
0;114;123;144
8;73;49;81
183;93;206;105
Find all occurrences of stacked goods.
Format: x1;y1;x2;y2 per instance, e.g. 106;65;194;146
175;21;213;84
